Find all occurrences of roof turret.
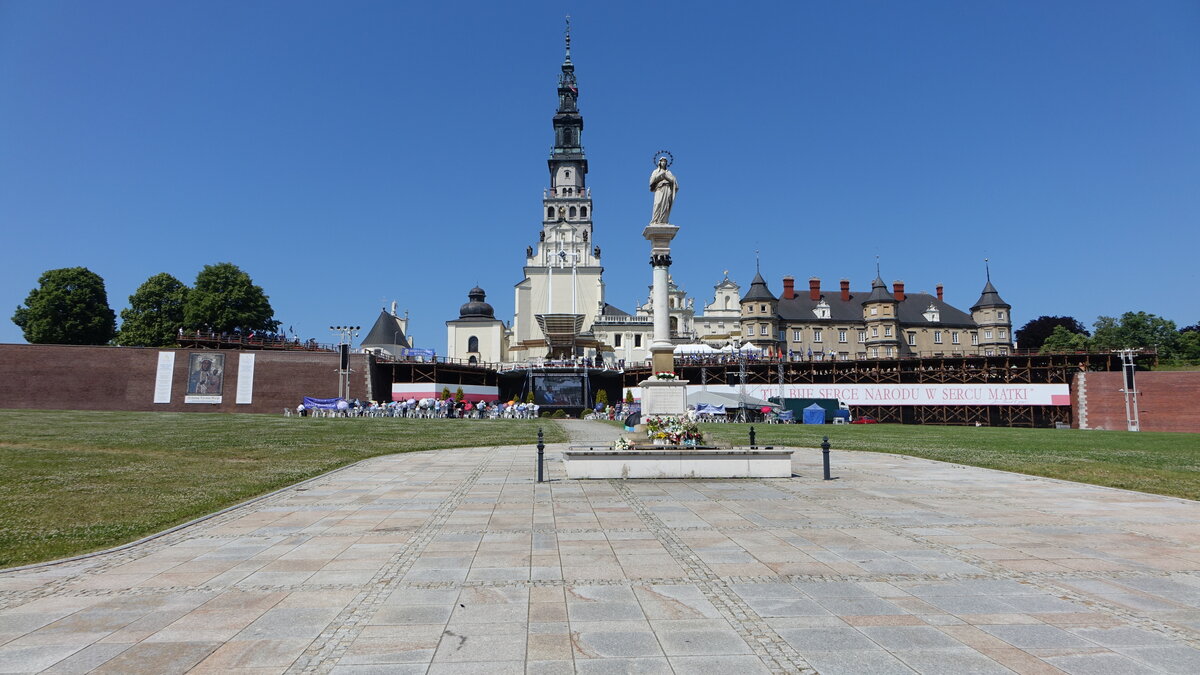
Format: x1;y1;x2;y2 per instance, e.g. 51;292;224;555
741;271;777;302
971;279;1010;310
971;260;1010;310
863;275;896;304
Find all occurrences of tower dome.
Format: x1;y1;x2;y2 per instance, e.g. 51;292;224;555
459;286;495;319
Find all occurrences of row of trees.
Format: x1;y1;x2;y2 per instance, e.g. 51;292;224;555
1016;313;1200;360
11;264;280;347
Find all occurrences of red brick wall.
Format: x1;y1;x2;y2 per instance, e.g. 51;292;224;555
1073;371;1200;433
0;344;377;414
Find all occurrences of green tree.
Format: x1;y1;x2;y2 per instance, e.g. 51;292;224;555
1039;325;1091;353
12;267;116;345
1091;312;1179;357
1177;330;1200;361
455;387;465;402
117;273;189;347
526;390;535;403
183;263;280;334
1015;315;1089;352
595;389;609;406
625;389;635;404
442;387;452;400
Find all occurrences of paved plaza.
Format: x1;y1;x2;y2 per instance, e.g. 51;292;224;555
2;420;1199;674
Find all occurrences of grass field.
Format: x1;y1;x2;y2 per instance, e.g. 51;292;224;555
0;410;564;569
701;423;1200;502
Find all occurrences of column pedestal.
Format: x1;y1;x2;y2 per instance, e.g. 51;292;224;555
639;377;689;417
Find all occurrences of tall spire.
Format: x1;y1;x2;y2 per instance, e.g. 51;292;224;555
551;15;585;162
564;15;572;64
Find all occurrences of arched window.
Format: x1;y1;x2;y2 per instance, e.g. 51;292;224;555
565;170;571;179
580;206;587;218
569;206;577;218
468;355;477;365
670;317;678;331
547;206;554;219
467;336;479;352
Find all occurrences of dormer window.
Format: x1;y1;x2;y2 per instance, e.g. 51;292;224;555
813;300;831;319
923;303;941;322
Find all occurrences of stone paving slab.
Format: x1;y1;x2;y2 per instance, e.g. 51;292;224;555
1;420;1199;673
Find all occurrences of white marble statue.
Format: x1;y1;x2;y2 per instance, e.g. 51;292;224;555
649;156;678;224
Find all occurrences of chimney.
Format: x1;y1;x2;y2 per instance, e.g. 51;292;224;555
936;283;944;301
840;279;850;302
782;276;795;300
893;281;906;302
809;277;821;301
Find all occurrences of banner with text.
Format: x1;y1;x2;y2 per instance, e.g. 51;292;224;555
699;383;1070;407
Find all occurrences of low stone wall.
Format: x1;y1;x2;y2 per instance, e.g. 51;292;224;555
0;344;376;414
1073;370;1200;433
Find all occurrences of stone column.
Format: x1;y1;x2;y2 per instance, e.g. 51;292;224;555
643;224;679;375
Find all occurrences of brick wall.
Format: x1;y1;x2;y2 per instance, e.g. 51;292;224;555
1073;371;1200;433
0;344;377;414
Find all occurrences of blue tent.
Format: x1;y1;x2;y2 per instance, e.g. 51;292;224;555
802;403;826;425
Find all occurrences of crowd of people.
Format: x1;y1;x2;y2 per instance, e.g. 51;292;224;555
292;398;542;419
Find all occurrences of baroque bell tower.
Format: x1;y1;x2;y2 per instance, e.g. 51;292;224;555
537;17;597;269
510;18;605;360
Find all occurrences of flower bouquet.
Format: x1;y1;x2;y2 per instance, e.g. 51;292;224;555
612;437;633;450
644;415;703;446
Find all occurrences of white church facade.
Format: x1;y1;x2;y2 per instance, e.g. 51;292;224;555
445;27;740;366
443;28;1012;365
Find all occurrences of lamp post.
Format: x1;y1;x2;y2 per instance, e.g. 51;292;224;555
330;325;361;400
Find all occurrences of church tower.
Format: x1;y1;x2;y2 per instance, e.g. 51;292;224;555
511;20;605;360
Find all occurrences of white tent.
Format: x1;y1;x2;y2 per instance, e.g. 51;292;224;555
687;390;779;411
674;343;718;354
738;343;762;352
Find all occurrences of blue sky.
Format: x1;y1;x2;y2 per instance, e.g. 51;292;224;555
2;0;1198;350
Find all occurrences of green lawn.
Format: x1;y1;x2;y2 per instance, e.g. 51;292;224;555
701;423;1200;501
0;410;564;569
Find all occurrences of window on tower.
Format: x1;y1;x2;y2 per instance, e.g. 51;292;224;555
580;206;587;218
547;207;554;219
569;206;577;218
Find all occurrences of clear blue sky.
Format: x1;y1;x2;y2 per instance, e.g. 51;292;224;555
3;0;1198;349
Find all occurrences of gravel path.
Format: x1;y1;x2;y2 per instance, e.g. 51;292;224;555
554;418;624;444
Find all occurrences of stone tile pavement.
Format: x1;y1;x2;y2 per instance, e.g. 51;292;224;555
1;420;1199;673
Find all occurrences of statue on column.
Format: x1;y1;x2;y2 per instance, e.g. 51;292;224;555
649;151;678;224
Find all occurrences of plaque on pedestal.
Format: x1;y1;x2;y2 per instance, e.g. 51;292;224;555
640;378;689;416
